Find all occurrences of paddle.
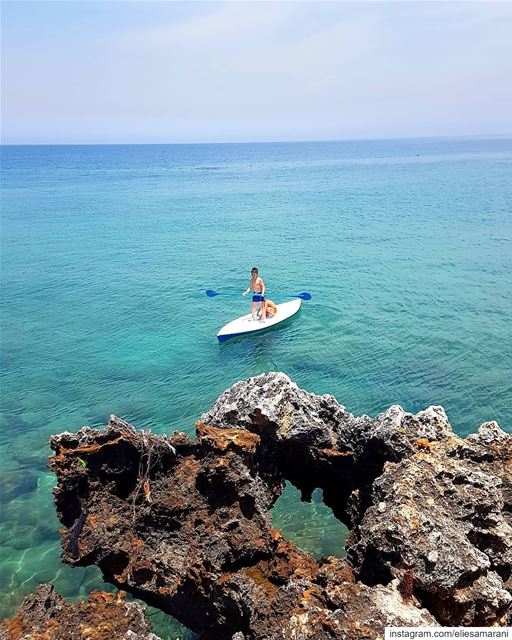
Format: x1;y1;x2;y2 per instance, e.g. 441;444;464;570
205;290;241;297
284;292;312;300
206;289;311;301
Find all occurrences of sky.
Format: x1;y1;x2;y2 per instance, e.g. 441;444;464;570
1;1;512;144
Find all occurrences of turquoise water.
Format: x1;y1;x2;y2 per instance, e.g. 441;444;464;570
1;138;511;636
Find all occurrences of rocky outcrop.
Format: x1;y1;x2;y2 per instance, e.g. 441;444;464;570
0;583;161;640
48;372;511;638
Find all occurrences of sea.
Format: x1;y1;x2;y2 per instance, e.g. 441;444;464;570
1;137;511;637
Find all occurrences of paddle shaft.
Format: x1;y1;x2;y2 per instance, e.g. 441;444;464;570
206;289;311;300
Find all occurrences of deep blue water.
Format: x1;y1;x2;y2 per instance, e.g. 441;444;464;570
1;138;511;637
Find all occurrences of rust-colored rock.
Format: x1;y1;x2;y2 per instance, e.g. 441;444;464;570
0;583;160;640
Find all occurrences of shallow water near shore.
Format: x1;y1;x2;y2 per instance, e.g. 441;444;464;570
1;138;511;637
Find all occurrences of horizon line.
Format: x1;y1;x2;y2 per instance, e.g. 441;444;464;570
2;133;511;148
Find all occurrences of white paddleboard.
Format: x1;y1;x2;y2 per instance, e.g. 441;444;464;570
217;298;301;342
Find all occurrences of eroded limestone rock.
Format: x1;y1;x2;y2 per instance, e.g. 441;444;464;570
48;372;511;637
347;450;512;624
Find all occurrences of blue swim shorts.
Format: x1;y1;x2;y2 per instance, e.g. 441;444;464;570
252;294;265;303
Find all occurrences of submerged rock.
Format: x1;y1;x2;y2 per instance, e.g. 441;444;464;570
48;373;511;638
0;582;160;640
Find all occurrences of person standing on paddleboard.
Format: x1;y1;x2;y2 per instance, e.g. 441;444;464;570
243;267;266;320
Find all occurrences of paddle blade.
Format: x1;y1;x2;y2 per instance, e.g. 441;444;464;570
205;289;219;297
284;292;311;300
